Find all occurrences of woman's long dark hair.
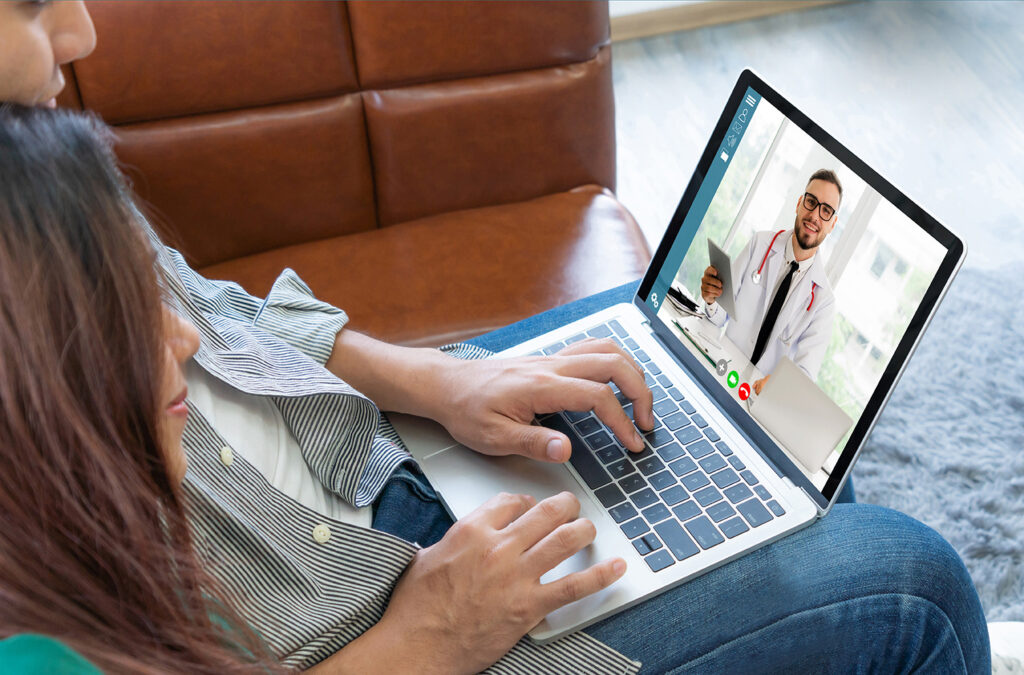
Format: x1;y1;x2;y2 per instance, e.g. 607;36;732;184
0;105;286;673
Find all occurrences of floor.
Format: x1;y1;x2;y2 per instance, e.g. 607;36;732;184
611;0;1024;272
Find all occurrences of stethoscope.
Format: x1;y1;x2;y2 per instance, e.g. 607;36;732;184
750;228;818;311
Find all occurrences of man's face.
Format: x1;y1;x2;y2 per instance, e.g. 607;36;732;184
0;1;95;106
793;178;841;252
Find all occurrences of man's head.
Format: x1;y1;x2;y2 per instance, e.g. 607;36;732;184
793;169;842;254
0;1;95;106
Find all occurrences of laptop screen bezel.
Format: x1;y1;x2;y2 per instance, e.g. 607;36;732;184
634;69;965;511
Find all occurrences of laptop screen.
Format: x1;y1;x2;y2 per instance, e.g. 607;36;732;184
638;71;964;506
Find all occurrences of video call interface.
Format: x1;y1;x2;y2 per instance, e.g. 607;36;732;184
645;88;948;493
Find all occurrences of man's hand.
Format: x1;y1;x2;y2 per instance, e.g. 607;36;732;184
433;338;655;461
753;374;770;395
701;265;723;305
373;492;626;674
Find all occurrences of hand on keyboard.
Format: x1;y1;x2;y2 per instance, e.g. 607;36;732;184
438;337;654;463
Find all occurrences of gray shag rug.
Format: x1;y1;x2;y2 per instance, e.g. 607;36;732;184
857;262;1024;621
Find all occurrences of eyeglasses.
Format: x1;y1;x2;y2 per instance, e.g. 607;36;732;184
802;192;836;222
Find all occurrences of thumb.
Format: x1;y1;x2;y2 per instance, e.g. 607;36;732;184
502;418;570;463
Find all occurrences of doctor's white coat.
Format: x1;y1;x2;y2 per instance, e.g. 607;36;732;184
706;229;835;380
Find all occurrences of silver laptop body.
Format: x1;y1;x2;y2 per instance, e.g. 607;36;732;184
389;70;965;643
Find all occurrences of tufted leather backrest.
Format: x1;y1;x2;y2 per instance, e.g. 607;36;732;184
58;1;615;269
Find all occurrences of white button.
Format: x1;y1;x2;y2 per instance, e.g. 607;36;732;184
219;446;234;467
312;524;331;544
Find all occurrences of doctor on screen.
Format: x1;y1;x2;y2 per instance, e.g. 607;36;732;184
700;169;840;394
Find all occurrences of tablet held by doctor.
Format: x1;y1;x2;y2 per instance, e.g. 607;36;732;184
700;170;841;394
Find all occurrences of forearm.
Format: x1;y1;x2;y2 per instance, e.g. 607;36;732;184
305;618;451;675
325;328;458;419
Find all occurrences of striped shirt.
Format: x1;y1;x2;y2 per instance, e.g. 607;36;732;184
150;231;641;673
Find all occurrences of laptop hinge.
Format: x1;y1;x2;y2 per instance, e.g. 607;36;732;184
785;477;826;516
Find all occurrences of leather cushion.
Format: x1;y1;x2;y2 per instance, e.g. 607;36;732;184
117;95;376;268
199;185;651;347
75;0;358;124
364;46;615;227
348;0;609;89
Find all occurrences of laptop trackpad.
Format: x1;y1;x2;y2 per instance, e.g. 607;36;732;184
420;444;587;522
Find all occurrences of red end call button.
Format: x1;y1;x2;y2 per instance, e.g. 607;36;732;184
738;382;751;401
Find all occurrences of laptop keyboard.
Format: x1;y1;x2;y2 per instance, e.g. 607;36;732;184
532;319;786;574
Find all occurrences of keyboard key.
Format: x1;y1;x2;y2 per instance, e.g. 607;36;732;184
706;501;737;523
644;372;656;387
607;459;636;480
684;515;726;550
647;361;662;376
654;520;700;561
565;333;586;344
656;442;686;462
767;500;786;516
686;439;715;459
632;537;651;556
630;488;659;509
643;428;675;449
642;533;663;552
667;387;684;401
597;445;625;464
680;401;697;415
711;468;741;489
675;425;702;444
584;430;612;450
626;446;654;461
653;399;678;417
662;411;690;431
681;472;710;491
671;500;701;522
620;517;650;539
609;502;638;523
637;456;666;476
575;417;601;436
737;498;774;528
754;486;772;501
740;470;759;486
728;456;746;470
656;374;673;389
622;403;634;420
542;343;564;355
587;324;612;338
724;483;754;504
704;430;721;444
693;485;723;507
668;456;698;477
527;350;544;356
608;319;627;337
720;516;750;538
650;386;667;402
624;337;640;351
564;410;590;423
594;483;626;508
691;414;708;428
544;415;612;489
716;441;733;456
699;454;727;474
619;474;647;493
648;470;676;491
634;349;651;363
641;503;671;524
645;549;675;572
660;485;688;506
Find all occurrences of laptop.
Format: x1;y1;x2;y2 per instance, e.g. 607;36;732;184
389;69;965;643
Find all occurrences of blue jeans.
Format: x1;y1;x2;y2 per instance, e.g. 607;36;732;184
372;281;988;672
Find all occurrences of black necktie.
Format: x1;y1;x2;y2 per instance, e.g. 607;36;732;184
751;261;799;366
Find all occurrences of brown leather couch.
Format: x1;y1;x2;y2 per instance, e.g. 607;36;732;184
58;1;651;347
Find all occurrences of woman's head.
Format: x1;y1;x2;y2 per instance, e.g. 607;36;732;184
0;105;272;673
0;1;95;106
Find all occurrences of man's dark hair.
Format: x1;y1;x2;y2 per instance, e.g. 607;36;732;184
807;168;843;207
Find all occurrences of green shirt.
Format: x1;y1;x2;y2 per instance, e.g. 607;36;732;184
0;635;102;674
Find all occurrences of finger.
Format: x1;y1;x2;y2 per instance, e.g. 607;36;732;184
539;558;627;615
469;492;538;530
490;415;575;463
523;517;597;577
505;491;580;551
703;277;723;292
